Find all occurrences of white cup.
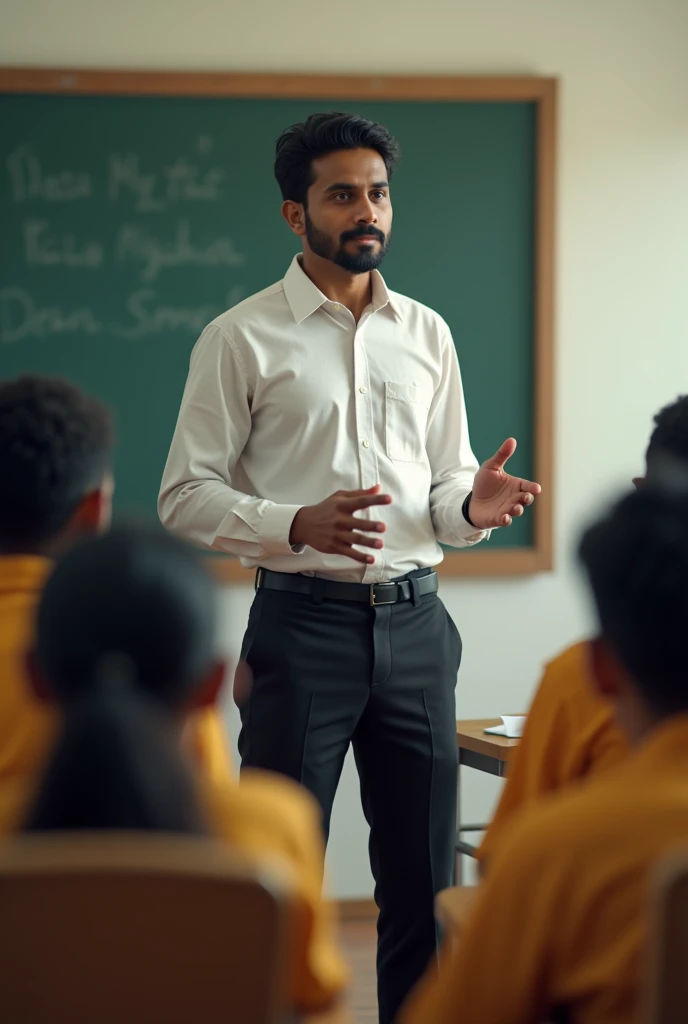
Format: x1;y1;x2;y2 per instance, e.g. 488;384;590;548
501;715;526;738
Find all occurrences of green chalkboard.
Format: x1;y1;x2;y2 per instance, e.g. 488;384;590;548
0;79;546;565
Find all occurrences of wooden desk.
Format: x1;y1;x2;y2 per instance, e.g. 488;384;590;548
455;719;521;882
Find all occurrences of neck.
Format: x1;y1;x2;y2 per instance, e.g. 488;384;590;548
617;687;665;747
299;251;373;321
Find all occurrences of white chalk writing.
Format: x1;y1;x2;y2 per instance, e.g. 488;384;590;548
6;145;93;203
0;288;103;343
115;221;245;282
108;153;225;211
23;219;104;269
111;289;223;339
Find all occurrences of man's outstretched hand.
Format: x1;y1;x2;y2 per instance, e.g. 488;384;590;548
468;438;541;530
290;484;392;565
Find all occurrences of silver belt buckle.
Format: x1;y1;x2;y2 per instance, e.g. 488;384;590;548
370;582;397;607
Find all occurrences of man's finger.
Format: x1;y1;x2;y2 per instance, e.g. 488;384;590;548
507;503;525;518
520;480;542;497
338;484;382;498
336;544;375;565
341;516;386;533
348;531;384;550
341;493;392;512
484;437;517;472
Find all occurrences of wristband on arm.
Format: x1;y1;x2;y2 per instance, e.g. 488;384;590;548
462;491;476;528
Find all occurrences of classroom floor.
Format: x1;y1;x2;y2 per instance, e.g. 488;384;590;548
340;917;377;1023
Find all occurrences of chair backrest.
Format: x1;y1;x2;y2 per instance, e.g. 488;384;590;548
0;832;296;1024
643;846;688;1024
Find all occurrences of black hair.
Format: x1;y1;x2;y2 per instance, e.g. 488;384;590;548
274;111;400;205
24;524;218;834
647;395;688;467
579;469;688;716
0;374;113;553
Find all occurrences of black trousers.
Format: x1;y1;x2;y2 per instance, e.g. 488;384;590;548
237;569;461;1024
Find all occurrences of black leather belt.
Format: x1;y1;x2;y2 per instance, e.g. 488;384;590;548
255;567;438;606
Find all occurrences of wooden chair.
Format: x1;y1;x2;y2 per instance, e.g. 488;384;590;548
643;847;688;1024
0;832;298;1024
435;884;479;950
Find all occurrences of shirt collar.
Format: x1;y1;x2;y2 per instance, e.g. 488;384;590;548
282;254;403;325
0;555;52;597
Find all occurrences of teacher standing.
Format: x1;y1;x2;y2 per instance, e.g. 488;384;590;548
159;112;540;1023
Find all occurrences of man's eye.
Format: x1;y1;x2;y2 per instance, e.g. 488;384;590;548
371;191;387;200
332;193;350;201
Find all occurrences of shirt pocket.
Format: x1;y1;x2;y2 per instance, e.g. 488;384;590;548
385;381;432;463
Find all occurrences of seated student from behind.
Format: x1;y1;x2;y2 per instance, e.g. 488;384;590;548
7;524;348;1014
0;374;231;790
478;394;688;869
400;472;688;1024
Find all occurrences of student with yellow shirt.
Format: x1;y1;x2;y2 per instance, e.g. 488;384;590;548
8;524;348;1013
400;471;688;1024
478;394;688;868
0;374;231;789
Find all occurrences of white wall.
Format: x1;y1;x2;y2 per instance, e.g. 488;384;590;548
5;0;688;897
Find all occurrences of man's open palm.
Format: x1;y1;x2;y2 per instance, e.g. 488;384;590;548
469;438;541;529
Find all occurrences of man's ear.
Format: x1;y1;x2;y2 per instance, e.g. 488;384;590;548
587;636;625;700
66;476;114;539
25;649;52;704
188;660;226;710
281;199;307;237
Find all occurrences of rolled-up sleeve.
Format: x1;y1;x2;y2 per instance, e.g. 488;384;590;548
158;324;303;558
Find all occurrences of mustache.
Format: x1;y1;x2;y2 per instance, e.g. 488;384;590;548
340;225;386;245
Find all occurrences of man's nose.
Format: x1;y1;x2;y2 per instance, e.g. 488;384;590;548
353;197;378;224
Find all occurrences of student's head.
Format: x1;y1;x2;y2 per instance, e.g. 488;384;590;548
275;112;399;274
632;394;688;488
580;472;688;743
24;524;224;833
0;374;114;556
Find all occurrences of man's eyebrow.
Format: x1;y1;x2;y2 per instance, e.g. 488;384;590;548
323;181;389;193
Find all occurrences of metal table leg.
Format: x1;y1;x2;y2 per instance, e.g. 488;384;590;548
455;748;508;881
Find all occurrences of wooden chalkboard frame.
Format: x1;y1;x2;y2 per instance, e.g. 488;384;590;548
0;68;556;580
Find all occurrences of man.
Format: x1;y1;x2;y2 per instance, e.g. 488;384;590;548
400;470;688;1024
0;374;231;789
159;111;539;1022
477;394;688;870
0;375;348;1014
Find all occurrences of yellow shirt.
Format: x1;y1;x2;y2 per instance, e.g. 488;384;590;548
0;555;347;1013
0;771;348;1013
400;716;688;1024
0;556;56;782
477;641;629;867
0;555;233;787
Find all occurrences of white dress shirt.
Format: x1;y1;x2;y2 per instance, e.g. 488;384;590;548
159;255;488;583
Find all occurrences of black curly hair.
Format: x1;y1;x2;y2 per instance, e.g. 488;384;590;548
580;470;688;715
0;375;113;552
647;395;688;468
274;111;400;206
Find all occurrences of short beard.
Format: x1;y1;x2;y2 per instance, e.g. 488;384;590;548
304;211;390;274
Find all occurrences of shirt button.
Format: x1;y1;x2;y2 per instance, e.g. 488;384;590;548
362;440;370;448
359;386;368;394
332;303;340;310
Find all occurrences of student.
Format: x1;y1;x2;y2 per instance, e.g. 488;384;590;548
477;395;688;868
10;524;348;1012
0;374;231;790
399;471;688;1024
